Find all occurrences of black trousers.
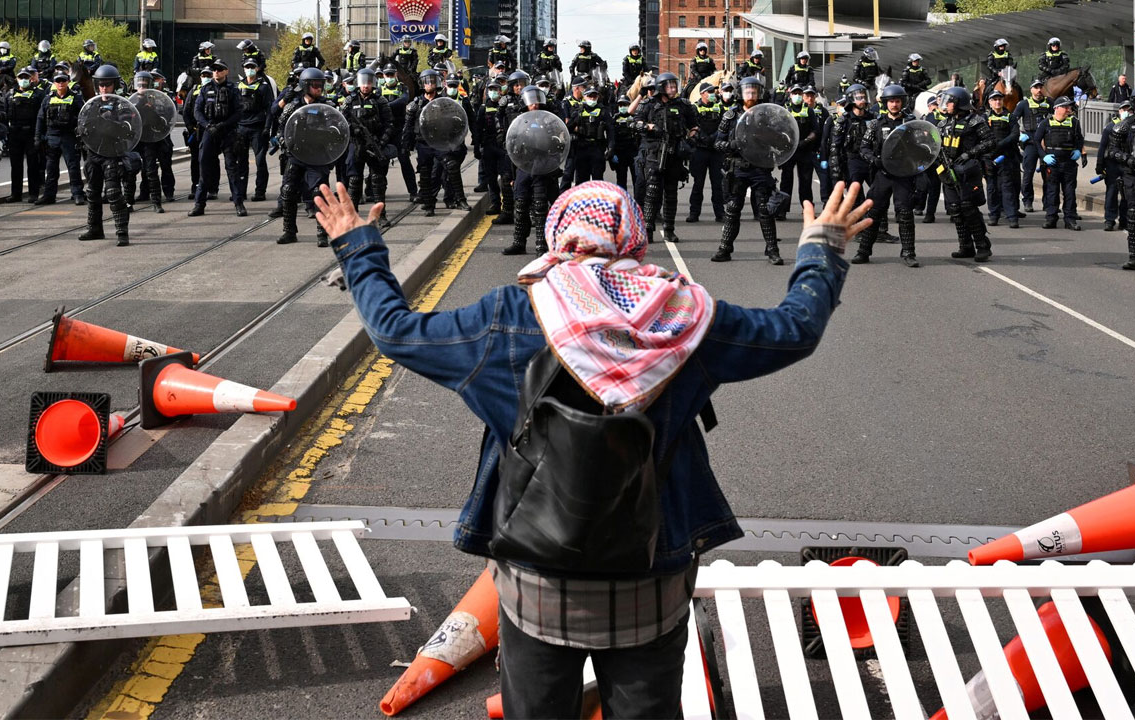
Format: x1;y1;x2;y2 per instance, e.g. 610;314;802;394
779;147;814;207
482;144;512;213
913;167;940;215
688;146;724;220
234;126;269;200
986;156;1021;220
345;140;389;207
611;145;636;191
1042;157;1078;221
194;129;232;205
280;157;331;236
1103;160;1126;225
642;159;686;232
7;128;41;198
42;132;83;201
573;142;606;185
499;608;687;720
1020;142;1040;204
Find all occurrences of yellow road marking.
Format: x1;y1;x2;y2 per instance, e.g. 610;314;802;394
87;216;494;720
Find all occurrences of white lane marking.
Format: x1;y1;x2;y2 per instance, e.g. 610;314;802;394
978;266;1135;350
664;239;695;280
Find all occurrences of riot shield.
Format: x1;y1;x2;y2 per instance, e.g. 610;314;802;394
505;109;571;175
881;119;942;177
548;69;564;97
914;91;937;119
282;103;350;166
418;96;469;152
734;103;799;169
78;94;143;157
129;89;176;143
590;65;609;89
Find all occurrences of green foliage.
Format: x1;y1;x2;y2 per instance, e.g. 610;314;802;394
0;23;37;68
52;18;141;82
930;0;1051;15
265;18;346;90
408;41;466;75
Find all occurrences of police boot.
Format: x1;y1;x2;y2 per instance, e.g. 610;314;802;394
760;213;782;265
662;228;680;243
949;210;975;258
111;202;130;247
1023;200;1035;213
1064;219;1081;231
316;223;329;248
850;209;881;263
453;197;472;211
0;194;21;204
348;176;364;209
251;192;266;202
878;214;896;243
897;210;918;268
188;203;205;217
1123;228;1135;270
712;214;740;262
922;210;935;224
235;202;247;217
1043;216;1057;229
967;210;992;262
79;202;104;241
277;206;299;245
503;211;529;255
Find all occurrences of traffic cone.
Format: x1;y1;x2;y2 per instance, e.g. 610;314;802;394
44;306;199;373
929;601;1111;719
969;484;1135;565
25;391;114;474
139;351;296;429
381;568;499;716
808;556;902;650
107;412;126;439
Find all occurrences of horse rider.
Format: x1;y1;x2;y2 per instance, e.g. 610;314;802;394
985;39;1015;81
190;42;215;75
343;39;366;73
33;41;56;77
78;39;102;74
488;36;515;73
621;43;644;89
783;52;815;91
569;40;606;77
427;34;453;68
238;39;267;74
393;38;418;75
901;54;930;103
683;42;716;98
1037;37;1070;84
852;47;880;88
293;32;325;70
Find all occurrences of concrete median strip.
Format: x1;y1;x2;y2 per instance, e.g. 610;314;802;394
0;194;489;719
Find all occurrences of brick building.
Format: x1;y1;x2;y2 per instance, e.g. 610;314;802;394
655;0;763;85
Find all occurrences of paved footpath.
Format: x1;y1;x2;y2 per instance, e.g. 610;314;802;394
47;168;1133;719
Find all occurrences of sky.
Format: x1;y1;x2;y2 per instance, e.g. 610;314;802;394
258;0;640;64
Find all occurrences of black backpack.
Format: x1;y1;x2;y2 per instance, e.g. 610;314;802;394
489;347;714;574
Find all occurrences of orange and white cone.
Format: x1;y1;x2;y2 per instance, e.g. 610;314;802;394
381;568;499;716
969;484;1135;565
44;306;199;373
930;601;1112;719
139;351;296;429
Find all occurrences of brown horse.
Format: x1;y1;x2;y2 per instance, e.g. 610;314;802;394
1043;66;1097;101
70;61;95;100
973;67;1022;112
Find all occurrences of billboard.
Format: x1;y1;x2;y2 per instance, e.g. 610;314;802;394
452;0;471;60
388;0;442;45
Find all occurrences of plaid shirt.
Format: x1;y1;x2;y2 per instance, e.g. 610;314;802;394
491;560;698;650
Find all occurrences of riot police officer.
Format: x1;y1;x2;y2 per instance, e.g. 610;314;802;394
379;64;415;201
621;44;644;89
237;40;267;74
473;78;511;220
149;69;177;202
559;74;584;190
78;40;102;74
126;71;168;213
568;84;614;185
736;49;764;82
189;59;241;216
936;86;996;261
1035;95;1084;230
1037;37;1069;83
233;58;275;206
852;47;880;88
134;39;159;74
500;84;561;255
79;65;131;246
427;35;453;68
403;69;449;217
438;72;472;210
189;42;215;75
534;38;562;79
985;39;1015;81
488;36;514;72
712;75;783;264
686;82;724;222
35;68;84;205
1103;110;1135;268
829;83;872;195
610;94;638;191
683;42;716;98
0;42;16;87
1;67;45;203
913;95;944;222
780;84;819;213
293;33;325;69
1011;79;1050;213
343;68;392;213
32;41;56;77
277;67;339;245
984;89;1021;228
850;84;920;267
635;71;696;243
569;41;605;77
901;54;930;101
1097;100;1129;232
393;38;418;75
839;74;851;98
343;39;365;74
783;51;815;90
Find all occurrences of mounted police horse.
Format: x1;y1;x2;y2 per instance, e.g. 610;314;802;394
974;66;1021;112
1043;66;1097;101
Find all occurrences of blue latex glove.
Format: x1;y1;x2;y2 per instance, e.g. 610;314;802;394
611;155;618;164
820;160;828;170
1070;149;1082;161
1019;132;1029;143
269;136;280;151
1043;153;1056;166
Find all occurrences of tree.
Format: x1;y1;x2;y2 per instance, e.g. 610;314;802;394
265;18;346;90
931;0;1051;17
408;41;466;75
52;18;141;83
0;24;37;69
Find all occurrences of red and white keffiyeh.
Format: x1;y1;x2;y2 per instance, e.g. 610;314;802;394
517;181;714;411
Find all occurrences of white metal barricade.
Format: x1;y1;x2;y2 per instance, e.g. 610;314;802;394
1082;100;1120;144
683;558;1135;720
0;521;411;646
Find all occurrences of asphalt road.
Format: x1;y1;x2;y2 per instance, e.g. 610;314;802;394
67;173;1135;719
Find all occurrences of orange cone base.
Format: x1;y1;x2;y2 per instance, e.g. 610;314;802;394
25;391;112;474
44;306;199;373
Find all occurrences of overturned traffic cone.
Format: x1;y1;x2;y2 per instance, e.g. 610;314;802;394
381;568;499;716
44;306;199;373
139;351;296;429
969;484;1135;565
25;391;116;474
930;601;1111;719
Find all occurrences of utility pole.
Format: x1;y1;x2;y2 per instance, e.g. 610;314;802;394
724;0;732;74
139;0;146;44
315;0;322;47
802;0;809;58
517;0;522;72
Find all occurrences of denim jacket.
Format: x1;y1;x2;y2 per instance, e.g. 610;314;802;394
333;224;849;574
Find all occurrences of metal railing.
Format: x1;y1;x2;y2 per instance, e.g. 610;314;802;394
1081;100;1120;144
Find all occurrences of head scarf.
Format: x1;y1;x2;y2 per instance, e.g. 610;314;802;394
517;182;714;411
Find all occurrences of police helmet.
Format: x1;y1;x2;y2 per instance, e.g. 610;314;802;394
751;49;763;59
199;41;214;51
38;40;51;53
739;76;762;90
545;37;557;47
570;75;587;88
419;68;442;88
535;76;552;90
720;80;735;91
324;70;335;83
0;42;9;52
994;38;1008;49
357;68;377;86
617;93;631;105
696;42;708;52
382;63;398;74
880;83;907;100
520;85;546;107
302;32;315;42
83;39;97;50
508;70;531;89
487;78;502;90
579;40;592;50
55;60;69;70
844;83;869;107
1053;95;1074;109
237;39;254;51
846;82;868;98
495;35;509;46
1048;37;1061;48
796;51;810;61
909;53;922;63
656;71;679;97
134;70;153;89
53;70;69;83
583;85;600;97
630;43;641;52
299;66;325;92
434;33;447;44
862;47;878;61
940;86;971;112
152;69;165;80
789;83;804;94
987;88;1004;99
803;85;818;95
142;38;157;50
92;64;121;82
349;39;361;48
642;76;656;92
432;62;449;72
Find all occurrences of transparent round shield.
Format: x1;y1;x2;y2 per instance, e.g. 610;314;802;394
913;91;937;120
735;104;799;169
881;119;942;177
78;95;143;157
129;89;176;143
505;109;571;175
590;66;609;88
283;103;350;166
418;96;469;152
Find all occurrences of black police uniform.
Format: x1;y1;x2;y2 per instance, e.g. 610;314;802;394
403;93;463;214
535;50;562;78
433;92;472;208
234;76;276;202
0;52;17;87
782;63;815;90
828;105;871;191
683;54;716;97
1103;115;1135;267
569;52;605;77
79;96;132;243
1035;112;1084;227
736;59;764;82
292;44;325;70
193;75;241;209
984;107;1021;224
985;50;1015;80
1;83;46;201
812;102;834;203
901;63;930;99
242;48;267;73
381;80;416;197
278;95;338;243
687;96;724;221
913;109;946;221
500;99;562;254
780;99;819;209
344;49;366;73
487;47;514;73
472;96;511;217
393;46;418;75
343;87;393;208
621;54;644;89
936;109;996;259
852;56;880;87
1011;95;1050;210
149;86;178;201
36;87;84;203
635;93;696;241
77;51;102;74
1037;50;1070;83
713;106;781;263
1096;115;1126;229
189;53;214;76
558;93;584;190
568;100;614;185
32;52;56;77
610;107;638;191
427;47;453;68
133;50;158;74
182;83;212;196
853;110;920;263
